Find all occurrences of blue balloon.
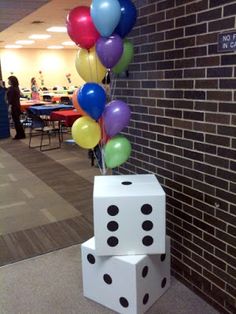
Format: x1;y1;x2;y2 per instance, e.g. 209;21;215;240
78;83;106;120
114;0;137;38
91;0;121;37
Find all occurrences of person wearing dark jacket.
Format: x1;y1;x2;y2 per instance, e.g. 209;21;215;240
7;76;25;139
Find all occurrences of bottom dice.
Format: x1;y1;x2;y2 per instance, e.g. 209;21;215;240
81;236;170;314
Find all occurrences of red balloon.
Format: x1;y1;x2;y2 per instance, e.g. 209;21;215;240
66;6;100;50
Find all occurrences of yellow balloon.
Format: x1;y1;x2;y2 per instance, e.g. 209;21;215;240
72;116;101;149
75;47;106;83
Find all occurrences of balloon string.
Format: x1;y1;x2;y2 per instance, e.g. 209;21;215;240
93;145;106;175
92;148;102;174
107;70;112;102
87;49;93;82
111;73;116;99
111;74;117;100
101;118;107;175
101;145;106;175
100;69;111;175
102;118;106;146
95;54;99;83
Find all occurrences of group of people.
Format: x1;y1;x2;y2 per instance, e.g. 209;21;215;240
0;76;40;140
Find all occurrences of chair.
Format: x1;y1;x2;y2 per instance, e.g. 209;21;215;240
60;96;71;105
28;110;61;151
21;113;32;129
21;103;47;129
43;95;52;102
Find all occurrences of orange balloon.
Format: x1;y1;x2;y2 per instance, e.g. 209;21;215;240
72;88;87;116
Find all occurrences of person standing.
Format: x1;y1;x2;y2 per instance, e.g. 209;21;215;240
31;77;40;100
7;76;25;139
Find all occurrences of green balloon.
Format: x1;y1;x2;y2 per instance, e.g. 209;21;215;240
104;135;132;169
112;39;134;74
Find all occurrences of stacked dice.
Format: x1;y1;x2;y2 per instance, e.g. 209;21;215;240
81;174;170;314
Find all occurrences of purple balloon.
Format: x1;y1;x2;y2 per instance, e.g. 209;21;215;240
103;100;131;137
96;34;123;69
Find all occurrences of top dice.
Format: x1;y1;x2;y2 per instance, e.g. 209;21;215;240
93;174;166;256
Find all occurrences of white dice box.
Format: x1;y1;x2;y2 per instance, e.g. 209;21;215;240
81;236;170;314
93;174;166;256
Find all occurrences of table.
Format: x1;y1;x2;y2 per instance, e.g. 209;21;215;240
28;104;74;116
50;110;81;127
20;100;48;112
40;92;55;96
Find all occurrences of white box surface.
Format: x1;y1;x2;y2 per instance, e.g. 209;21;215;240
81;236;171;314
93;174;166;255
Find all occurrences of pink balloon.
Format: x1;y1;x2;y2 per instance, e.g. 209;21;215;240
66;6;100;49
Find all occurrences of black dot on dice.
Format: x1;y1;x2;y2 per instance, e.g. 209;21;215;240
143;293;149;305
87;254;95;264
107;221;119;232
141;204;152;215
142;236;154;246
161;277;167;288
119;297;129;308
121;181;132;185
107;236;119;247
161;254;166;262
142;220;153;231
107;205;119;216
103;274;112;285
142;266;149;278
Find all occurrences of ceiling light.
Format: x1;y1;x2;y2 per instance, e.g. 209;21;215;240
47;26;67;33
62;41;76;46
47;45;64;49
29;34;51;39
5;45;22;49
16;40;35;45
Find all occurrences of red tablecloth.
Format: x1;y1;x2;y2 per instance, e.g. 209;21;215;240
50;110;81;127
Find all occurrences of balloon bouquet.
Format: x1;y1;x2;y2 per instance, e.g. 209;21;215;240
66;0;137;174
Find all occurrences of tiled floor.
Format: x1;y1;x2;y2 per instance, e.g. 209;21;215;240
0;134;99;266
0;245;219;314
0;148;80;235
0;134;222;314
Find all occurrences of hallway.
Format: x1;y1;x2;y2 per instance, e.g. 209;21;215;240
0;137;97;266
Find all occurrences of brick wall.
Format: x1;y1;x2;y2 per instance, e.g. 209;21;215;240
114;1;236;313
